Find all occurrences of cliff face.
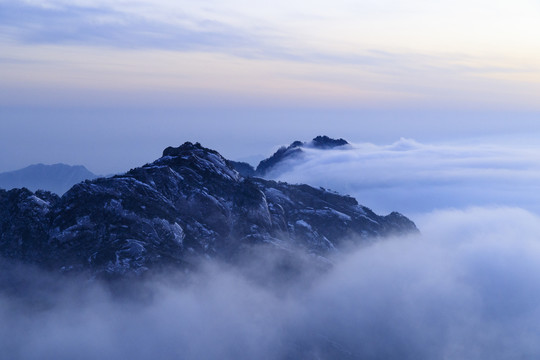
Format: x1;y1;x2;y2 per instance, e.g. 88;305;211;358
0;142;417;276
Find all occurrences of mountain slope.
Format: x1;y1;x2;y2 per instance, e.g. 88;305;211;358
0;163;96;195
0;142;417;276
231;136;350;177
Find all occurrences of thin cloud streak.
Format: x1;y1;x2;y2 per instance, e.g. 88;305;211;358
0;2;258;52
1;1;539;109
3;1;538;74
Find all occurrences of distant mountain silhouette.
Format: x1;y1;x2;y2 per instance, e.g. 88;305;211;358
0;163;96;195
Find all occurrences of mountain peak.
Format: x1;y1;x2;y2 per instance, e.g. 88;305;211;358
0;140;417;277
253;136;349;177
0;163;96;195
162;142;220;157
310;136;349;149
156;142;241;182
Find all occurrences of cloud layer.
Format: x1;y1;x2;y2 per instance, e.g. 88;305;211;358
0;2;260;54
2;207;540;359
267;138;540;215
2;0;540;110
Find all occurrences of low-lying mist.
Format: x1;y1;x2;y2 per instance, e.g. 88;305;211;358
2;207;540;359
268;138;540;215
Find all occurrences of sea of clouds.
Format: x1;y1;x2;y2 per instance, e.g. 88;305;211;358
266;137;540;215
2;137;540;359
2;207;540;359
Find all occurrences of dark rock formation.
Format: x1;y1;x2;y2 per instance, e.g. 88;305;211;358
0;142;417;277
311;135;348;149
0;188;60;263
254;136;349;176
255;141;304;177
229;161;256;177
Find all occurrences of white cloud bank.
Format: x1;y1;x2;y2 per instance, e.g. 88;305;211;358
267;137;540;215
2;207;540;359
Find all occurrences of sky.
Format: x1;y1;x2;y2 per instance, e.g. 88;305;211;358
1;0;540;176
1;0;539;110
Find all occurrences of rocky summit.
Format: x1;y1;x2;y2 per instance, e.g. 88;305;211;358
232;135;350;177
0;142;417;277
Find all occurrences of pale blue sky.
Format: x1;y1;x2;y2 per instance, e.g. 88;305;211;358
1;0;540;174
2;0;539;109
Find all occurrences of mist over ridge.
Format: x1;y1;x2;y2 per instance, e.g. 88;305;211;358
259;136;540;215
2;207;540;359
1;135;540;359
0;141;417;277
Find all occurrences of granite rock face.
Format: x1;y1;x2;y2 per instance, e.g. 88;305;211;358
0;142;417;276
238;136;350;177
0;188;60;263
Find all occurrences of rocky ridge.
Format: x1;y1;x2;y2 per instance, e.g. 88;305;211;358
0;142;417;276
231;135;350;177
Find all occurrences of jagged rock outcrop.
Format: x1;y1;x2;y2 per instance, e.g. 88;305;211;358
0;188;60;263
255;141;304;177
229;161;256;177
311;135;348;149
0;142;417;276
252;136;349;177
